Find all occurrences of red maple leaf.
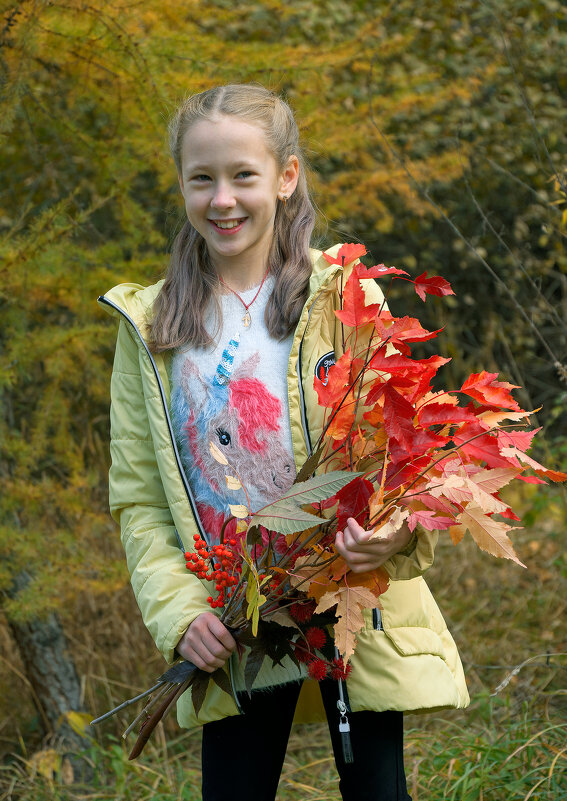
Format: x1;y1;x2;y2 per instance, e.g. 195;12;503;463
314;349;353;407
414;272;455;302
384;455;432;491
388;430;451;463
375;314;441;355
353;262;409;279
407;510;456;532
417;402;479;427
451;422;516;469
336;477;374;529
335;272;382;328
496;428;540;453
460;371;520;411
382;383;415;429
322;243;367;266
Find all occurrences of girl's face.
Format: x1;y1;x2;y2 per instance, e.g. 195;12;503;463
178;115;298;279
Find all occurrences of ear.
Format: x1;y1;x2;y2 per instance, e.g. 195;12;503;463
278;155;299;201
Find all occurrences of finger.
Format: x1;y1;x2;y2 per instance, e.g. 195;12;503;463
187;637;229;672
206;617;237;652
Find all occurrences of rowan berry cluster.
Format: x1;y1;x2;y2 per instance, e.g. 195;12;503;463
292;626;353;682
184;534;240;609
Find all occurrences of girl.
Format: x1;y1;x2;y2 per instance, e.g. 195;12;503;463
99;84;469;801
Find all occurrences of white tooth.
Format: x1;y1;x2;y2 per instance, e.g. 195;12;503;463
216;219;242;229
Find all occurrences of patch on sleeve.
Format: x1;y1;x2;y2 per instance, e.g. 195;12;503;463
315;351;336;386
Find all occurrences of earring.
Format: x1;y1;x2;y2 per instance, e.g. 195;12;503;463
281;195;288;205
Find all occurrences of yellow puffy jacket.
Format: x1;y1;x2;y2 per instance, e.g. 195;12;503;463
99;245;469;729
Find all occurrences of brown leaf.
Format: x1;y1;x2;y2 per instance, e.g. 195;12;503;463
316;584;379;661
295;445;325;483
457;505;526;567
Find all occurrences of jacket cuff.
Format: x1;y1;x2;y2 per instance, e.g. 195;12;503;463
383;529;438;580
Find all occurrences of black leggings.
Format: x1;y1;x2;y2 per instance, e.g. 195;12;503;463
201;680;412;801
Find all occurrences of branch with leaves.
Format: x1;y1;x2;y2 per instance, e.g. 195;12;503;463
92;244;566;759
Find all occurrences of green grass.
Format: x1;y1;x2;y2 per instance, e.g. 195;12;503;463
1;488;566;799
1;688;565;800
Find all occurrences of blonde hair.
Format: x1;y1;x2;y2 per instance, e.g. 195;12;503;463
149;84;316;351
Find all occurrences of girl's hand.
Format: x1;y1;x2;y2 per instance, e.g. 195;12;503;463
177;612;237;673
335;517;414;574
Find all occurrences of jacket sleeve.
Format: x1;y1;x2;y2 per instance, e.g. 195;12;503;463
339;262;438;580
109;319;211;662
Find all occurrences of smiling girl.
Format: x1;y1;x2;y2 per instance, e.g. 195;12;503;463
100;84;468;801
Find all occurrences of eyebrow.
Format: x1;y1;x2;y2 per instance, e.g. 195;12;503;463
183;159;260;175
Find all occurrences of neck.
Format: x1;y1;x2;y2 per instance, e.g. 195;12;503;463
216;262;269;293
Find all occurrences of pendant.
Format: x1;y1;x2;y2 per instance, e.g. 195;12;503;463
242;310;251;327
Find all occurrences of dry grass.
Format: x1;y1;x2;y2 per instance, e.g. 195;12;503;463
1;486;565;799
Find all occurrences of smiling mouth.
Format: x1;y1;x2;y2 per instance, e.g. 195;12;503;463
210;218;246;230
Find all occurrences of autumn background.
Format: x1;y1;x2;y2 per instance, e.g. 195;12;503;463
0;0;566;798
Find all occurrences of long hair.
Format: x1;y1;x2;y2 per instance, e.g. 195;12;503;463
149;84;316;351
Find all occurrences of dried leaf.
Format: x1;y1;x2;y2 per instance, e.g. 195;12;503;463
457;505;526;567
229;503;249;519
225;475;242;490
317;584;379;661
263;609;301;630
209;440;229;465
295;445;325;483
28;749;61;780
368;507;410;540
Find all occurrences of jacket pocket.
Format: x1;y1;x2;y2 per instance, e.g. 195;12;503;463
381;625;447;660
378;577;449;661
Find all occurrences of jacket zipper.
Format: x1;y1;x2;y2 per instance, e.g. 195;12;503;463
99;295;246;715
296;275;356;760
295;273;340;456
99;296;208;542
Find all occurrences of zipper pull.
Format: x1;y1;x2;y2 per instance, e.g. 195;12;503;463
337;699;354;764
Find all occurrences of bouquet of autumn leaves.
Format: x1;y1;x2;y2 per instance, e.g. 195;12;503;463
93;244;566;758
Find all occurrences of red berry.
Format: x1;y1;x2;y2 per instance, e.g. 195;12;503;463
305;627;327;650
330;658;352;681
307;659;328;681
289;600;316;623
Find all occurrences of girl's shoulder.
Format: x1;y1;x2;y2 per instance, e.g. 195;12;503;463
98;279;165;332
308;244;346;294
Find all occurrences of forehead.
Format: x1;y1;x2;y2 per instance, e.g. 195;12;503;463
180;115;273;169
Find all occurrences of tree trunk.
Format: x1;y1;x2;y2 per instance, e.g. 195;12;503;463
7;572;92;780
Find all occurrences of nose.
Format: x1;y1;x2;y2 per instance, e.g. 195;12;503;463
211;181;236;210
